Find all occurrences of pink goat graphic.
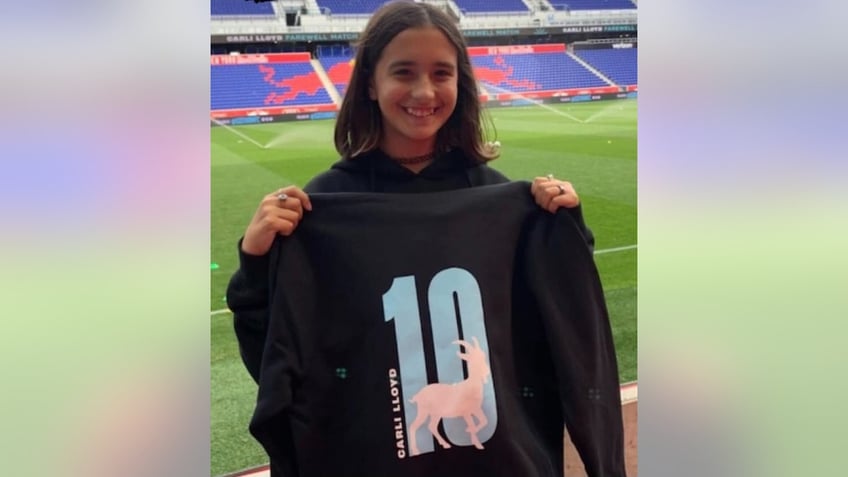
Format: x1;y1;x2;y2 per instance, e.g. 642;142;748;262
407;337;491;456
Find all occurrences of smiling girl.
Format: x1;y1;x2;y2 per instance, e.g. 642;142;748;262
227;2;603;474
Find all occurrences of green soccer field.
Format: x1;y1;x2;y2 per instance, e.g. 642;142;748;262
210;99;637;476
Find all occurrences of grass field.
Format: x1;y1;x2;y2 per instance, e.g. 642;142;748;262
210;99;637;476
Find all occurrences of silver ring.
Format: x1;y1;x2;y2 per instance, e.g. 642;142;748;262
276;193;288;202
546;174;554;180
557;185;566;196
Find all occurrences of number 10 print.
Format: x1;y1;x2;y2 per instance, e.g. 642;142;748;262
383;267;498;456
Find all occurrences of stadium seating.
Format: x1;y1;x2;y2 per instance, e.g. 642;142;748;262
318;56;355;97
453;0;530;13
549;0;636;11
315;0;386;15
211;0;275;16
471;51;607;92
574;48;637;86
211;63;334;110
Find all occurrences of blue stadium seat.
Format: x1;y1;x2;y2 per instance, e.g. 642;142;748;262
574;48;637;86
318;56;354;98
211;62;333;110
454;0;529;13
211;0;275;16
472;51;607;92
314;0;386;15
550;0;636;11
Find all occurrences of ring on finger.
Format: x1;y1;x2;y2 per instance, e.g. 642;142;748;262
557;185;566;196
276;192;288;202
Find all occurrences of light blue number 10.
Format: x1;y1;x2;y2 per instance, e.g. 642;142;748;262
382;267;497;456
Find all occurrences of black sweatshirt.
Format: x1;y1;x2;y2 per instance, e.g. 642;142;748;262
227;149;595;384
247;181;624;477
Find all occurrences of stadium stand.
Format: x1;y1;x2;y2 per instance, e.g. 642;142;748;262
453;0;530;13
211;0;275;16
209;0;638;115
318;56;355;97
574;48;637;85
315;0;388;15
211;61;334;110
471;50;607;93
550;0;636;11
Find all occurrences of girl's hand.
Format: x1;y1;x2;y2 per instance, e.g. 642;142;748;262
241;186;312;256
530;174;580;213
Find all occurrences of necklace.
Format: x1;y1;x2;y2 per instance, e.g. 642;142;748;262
387;152;435;165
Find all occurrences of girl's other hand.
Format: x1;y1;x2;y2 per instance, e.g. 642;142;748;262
530;174;580;213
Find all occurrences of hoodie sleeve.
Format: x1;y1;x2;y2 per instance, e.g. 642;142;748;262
248;235;314;477
227;237;299;474
522;208;626;477
226;238;275;384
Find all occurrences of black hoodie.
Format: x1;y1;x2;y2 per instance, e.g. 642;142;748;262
227;149;594;383
248;182;624;477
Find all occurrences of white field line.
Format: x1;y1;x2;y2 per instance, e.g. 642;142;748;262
483;83;586;123
211;118;267;149
594;244;637;255
210;244;637;316
581;100;634;124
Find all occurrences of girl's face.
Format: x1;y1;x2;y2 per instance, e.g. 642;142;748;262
369;26;458;158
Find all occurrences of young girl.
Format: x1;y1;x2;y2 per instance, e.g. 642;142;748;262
234;2;588;262
227;1;610;475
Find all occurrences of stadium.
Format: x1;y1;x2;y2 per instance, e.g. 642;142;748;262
211;0;637;475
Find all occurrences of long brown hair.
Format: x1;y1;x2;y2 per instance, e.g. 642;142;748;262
333;1;497;163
